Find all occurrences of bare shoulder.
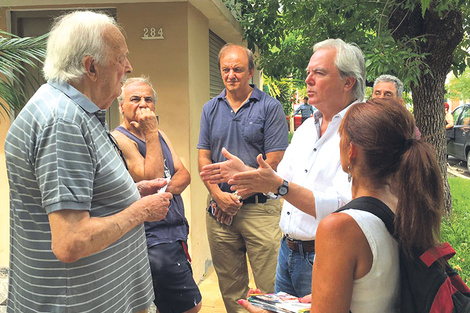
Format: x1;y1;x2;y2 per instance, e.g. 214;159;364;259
158;130;178;152
111;129;138;150
317;212;363;242
158;129;169;141
318;212;356;232
111;128;127;140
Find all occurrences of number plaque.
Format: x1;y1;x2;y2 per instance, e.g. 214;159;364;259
142;27;164;40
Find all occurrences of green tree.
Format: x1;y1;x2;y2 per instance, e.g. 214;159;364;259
263;74;305;116
225;0;469;212
0;30;47;117
446;68;470;101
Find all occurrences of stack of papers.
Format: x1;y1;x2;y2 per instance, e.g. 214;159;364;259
248;292;311;313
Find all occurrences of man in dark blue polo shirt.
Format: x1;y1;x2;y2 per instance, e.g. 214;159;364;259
197;43;289;313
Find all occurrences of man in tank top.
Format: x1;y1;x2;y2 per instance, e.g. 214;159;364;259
112;77;201;313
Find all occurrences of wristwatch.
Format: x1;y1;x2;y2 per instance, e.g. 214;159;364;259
277;179;289;196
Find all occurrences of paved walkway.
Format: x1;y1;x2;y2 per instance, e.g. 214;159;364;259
199;266;227;313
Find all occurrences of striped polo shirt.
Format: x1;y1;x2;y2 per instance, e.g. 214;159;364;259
5;81;153;312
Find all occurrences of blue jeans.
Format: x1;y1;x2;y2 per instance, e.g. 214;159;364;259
274;236;315;297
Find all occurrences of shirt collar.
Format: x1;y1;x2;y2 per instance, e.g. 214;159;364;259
314;99;359;124
48;80;102;114
217;84;262;103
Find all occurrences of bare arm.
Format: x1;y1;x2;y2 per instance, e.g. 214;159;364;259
49;189;172;263
310;213;372;313
445;112;454;129
264;150;284;171
159;130;190;195
112;108;164;181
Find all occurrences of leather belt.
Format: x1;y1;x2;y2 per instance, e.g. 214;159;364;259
286;236;315;253
243;193;268;204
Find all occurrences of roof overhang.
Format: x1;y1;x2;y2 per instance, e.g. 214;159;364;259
0;0;243;42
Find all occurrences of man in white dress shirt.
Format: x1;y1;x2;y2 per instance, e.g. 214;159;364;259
200;38;366;297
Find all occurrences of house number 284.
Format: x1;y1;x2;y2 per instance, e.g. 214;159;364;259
142;27;164;40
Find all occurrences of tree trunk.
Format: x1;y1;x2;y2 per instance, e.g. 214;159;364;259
388;3;463;213
412;71;452;213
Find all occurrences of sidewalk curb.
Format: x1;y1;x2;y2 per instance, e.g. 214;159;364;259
447;164;470;180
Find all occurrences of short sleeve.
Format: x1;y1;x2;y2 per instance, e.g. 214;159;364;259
197;104;211;150
263;99;289;153
36;119;93;213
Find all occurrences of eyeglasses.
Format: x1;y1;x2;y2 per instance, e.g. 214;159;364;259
107;132;129;170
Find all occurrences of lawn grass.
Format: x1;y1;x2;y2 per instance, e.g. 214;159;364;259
441;176;470;285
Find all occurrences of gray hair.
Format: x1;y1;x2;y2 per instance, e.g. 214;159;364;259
118;77;157;104
374;74;404;98
313;38;366;101
218;43;255;72
43;11;118;83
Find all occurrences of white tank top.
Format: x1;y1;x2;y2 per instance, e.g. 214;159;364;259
341;209;400;313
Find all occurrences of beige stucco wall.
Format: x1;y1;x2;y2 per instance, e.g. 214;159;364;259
0;0;245;282
186;3;211;281
115;1;211;281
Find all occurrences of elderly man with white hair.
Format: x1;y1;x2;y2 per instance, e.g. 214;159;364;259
5;11;172;313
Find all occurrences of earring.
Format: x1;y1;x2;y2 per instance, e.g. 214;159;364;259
347;165;352;183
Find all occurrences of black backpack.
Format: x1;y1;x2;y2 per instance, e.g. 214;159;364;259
336;196;470;313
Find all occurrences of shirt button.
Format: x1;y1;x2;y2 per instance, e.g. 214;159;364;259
313;148;317;152
287;211;290;215
304;169;308;173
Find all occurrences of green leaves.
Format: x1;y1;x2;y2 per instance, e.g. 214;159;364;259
364;33;430;93
263;73;305;116
226;0;468;83
446;67;470;100
421;0;432;16
0;30;48;118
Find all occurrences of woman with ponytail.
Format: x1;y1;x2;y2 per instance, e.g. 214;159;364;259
308;98;444;312
238;98;444;313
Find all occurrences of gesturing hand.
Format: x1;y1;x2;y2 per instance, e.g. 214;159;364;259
228;154;283;198
200;147;250;184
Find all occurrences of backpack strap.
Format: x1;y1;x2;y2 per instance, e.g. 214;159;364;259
420;242;456;267
335;196;395;237
340;199;458;267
